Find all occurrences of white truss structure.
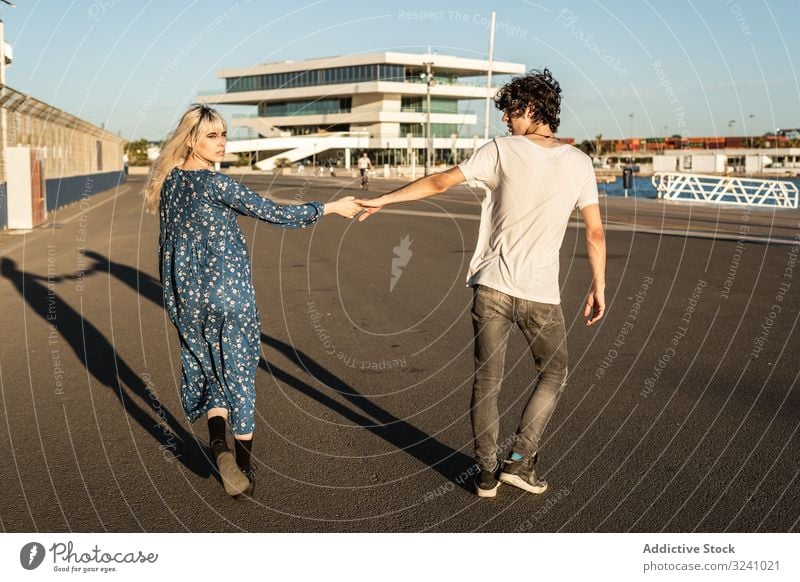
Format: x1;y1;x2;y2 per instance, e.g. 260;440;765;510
652;172;799;208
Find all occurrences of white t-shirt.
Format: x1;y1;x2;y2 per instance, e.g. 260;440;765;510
357;157;371;169
458;135;599;304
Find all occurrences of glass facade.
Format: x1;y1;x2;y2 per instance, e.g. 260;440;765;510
285;124;350;135
404;69;460;85
227;64;406;92
400;97;459;114
258;97;352;117
400;123;460;138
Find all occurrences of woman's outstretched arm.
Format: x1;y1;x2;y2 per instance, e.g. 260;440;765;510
211;173;362;224
211;174;323;228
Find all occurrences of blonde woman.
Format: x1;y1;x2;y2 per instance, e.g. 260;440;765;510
145;104;360;497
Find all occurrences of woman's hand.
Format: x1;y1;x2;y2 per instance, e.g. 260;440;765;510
323;196;362;219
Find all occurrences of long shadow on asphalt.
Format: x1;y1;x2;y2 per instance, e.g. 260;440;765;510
80;251;475;493
1;256;210;479
260;333;475;492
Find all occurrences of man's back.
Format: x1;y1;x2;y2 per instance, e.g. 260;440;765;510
458;135;598;304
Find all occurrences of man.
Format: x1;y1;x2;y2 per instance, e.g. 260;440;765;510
357;69;606;498
357;152;372;188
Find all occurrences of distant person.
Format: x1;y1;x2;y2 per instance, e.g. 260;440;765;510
357;152;372;189
356;69;606;497
144;104;361;497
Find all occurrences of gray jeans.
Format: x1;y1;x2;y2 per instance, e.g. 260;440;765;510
470;285;569;470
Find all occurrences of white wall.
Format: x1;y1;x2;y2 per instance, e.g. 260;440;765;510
653;155;678;172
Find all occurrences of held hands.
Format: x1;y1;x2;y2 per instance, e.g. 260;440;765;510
323;196;385;220
354;198;383;222
324;196;363;219
584;285;606;326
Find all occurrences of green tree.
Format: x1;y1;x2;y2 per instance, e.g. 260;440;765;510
127;139;150;166
577;140;596;155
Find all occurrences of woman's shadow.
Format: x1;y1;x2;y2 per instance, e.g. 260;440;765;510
1;256;209;477
81;250;475;491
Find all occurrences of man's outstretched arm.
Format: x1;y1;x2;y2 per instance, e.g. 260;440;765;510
581;203;606;326
356;166;465;221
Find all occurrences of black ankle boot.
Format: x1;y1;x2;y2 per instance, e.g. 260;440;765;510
239;468;256;497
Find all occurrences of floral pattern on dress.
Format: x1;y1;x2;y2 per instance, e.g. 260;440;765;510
159;168;323;435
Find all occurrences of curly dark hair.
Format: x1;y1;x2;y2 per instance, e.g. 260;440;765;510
494;68;562;132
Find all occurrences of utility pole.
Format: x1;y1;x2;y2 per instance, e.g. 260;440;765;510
628;112;635;164
483;11;496;140
421;61;435;175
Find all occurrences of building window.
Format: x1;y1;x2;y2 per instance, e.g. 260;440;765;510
227;64;415;92
259;97;352;117
400;123;460;137
401;97;459;114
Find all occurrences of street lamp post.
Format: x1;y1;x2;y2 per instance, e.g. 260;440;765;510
421;62;435;175
628;112;635;164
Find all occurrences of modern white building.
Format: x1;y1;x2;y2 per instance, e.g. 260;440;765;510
199;51;525;171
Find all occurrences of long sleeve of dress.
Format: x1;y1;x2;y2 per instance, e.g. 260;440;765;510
211;173;324;228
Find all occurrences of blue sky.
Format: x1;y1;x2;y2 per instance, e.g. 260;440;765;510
5;0;799;141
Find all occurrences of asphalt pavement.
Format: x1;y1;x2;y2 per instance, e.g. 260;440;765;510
0;172;797;532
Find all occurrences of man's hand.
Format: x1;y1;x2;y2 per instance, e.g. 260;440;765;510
580;203;606;326
355;198;382;222
354;167;465;222
584;285;605;325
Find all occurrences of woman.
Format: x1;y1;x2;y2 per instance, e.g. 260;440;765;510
145;104;360;497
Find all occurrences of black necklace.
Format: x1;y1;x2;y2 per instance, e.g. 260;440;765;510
528;129;555;139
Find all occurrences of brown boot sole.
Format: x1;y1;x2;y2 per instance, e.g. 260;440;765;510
216;451;250;496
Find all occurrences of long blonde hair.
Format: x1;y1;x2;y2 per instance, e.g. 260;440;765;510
144;104;227;214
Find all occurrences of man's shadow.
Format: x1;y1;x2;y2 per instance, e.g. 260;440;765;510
260;334;474;490
0;257;209;477
83;251;475;490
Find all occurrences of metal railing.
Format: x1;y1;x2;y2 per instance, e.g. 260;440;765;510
652;172;799;208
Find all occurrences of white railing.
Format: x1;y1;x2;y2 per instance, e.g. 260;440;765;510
652;172;799;208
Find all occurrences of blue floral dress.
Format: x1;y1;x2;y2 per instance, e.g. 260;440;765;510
159;168;324;435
